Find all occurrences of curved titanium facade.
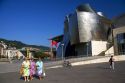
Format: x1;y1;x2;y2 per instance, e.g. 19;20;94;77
68;13;80;44
67;4;111;45
78;12;109;42
56;4;112;58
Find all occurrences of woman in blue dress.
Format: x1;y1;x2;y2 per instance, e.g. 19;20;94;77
36;57;43;80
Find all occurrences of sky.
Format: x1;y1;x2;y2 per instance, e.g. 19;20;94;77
0;0;125;47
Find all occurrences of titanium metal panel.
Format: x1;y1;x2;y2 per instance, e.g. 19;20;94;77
68;13;80;45
77;12;97;42
64;16;69;33
77;12;109;42
68;12;110;45
67;4;110;45
76;4;96;13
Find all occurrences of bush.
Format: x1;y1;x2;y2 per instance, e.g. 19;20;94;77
34;51;50;59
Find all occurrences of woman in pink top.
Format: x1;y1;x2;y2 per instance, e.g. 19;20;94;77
30;58;36;80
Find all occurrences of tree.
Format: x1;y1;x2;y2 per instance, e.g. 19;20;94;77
34;51;50;59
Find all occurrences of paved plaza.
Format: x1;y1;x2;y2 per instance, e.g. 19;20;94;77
0;61;125;83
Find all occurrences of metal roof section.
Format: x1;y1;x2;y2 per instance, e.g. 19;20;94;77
76;4;96;13
49;35;63;42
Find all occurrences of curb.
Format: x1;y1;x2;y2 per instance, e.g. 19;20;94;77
46;55;125;69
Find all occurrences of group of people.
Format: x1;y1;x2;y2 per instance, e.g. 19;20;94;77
19;55;115;82
20;57;45;82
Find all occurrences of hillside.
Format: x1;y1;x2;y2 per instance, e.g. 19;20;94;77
0;38;49;51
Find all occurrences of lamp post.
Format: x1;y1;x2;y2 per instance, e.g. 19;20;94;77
26;48;29;58
61;43;64;61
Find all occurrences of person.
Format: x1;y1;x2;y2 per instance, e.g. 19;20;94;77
29;58;36;80
22;57;30;82
63;60;72;68
36;57;44;80
109;56;115;70
19;64;24;79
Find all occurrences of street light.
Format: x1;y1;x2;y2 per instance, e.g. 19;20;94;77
61;43;64;61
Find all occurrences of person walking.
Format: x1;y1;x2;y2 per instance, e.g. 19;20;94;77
109;56;115;70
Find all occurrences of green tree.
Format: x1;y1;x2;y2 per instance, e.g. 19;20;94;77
34;51;50;59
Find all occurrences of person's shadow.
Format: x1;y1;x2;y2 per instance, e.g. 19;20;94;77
19;74;46;80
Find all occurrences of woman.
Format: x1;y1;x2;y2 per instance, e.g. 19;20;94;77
22;58;30;82
36;57;43;80
29;58;36;80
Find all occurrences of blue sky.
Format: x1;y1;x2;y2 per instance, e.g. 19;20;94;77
0;0;125;46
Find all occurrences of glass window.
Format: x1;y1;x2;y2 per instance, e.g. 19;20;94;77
117;33;125;55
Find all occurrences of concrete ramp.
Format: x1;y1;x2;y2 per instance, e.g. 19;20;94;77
72;55;125;66
46;55;125;69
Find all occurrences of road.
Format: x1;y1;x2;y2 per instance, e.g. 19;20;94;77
0;61;125;83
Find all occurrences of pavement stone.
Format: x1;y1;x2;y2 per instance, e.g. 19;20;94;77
0;61;125;83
